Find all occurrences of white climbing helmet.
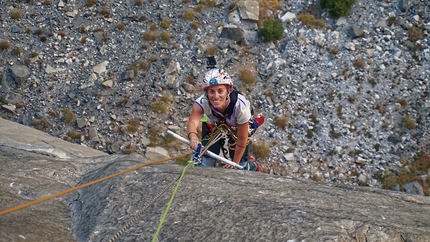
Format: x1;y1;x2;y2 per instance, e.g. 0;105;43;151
201;68;233;91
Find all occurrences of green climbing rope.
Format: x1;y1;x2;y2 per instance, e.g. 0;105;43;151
151;160;193;242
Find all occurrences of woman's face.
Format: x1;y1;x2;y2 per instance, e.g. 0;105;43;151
206;84;228;111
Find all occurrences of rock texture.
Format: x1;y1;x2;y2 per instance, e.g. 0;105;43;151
0;0;429;225
0;118;430;241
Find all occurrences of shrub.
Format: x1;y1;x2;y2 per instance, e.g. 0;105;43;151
67;131;82;139
306;129;314;139
403;116;416;129
309;114;319;124
239;67;256;86
0;41;10;50
81;36;87;43
353;59;365;68
128;120;140;133
80;26;88;34
57;31;66;39
250;140;271;160
388;16;397;25
151;101;167;113
12;47;22;56
150;23;157;31
190;22;199;29
329;130;341;139
100;7;110;17
196;4;204;13
123;144;135;154
298;14;316;28
274;115;288;129
135;0;143;6
374;143;380;152
320;0;356;18
142;32;157;41
408;26;424;41
187;34;194;41
160;19;171;29
48;110;57;117
44;0;52;6
337;104;342;118
61;109;75;123
259;18;283;42
206;46;217;55
86;0;97;7
183;9;196;20
139;61;148;70
160;32;170;42
148;55;157;62
116;22;125;30
35;28;44;35
40;35;47;42
148;126;159;147
398;98;407;107
10;10;21;20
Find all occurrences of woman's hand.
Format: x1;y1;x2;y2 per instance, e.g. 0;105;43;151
222;163;237;169
189;138;201;151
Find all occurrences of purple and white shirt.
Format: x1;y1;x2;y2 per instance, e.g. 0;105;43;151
195;93;252;127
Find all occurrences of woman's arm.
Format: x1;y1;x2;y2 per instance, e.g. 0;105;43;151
187;102;203;150
223;121;249;169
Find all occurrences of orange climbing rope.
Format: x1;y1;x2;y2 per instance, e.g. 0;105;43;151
0;153;191;217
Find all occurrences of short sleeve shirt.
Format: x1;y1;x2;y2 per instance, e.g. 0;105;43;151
195;93;252;127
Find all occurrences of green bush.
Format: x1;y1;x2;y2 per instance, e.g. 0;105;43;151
259;19;283;42
320;0;356;18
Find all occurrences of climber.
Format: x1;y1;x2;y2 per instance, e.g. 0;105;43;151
186;68;264;171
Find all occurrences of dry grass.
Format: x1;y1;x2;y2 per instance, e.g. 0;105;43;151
44;0;52;5
36;28;44;35
398;98;407;107
12;47;22;56
128;120;140;134
150;24;157;31
123;144;135;154
139;61;148;70
250;140;271;160
206;46;217;55
258;0;281;22
354;59;365;68
100;7;110;17
160;32;170;42
190;22;199;29
160;19;171;29
408;26;424;41
184;9;196;20
0;41;11;50
403;116;416;129
58;31;66;37
86;0;97;7
61;109;75;123
135;0;143;5
148;55;157;62
116;22;125;31
142;32;157;41
10;10;21;20
239;66;256;86
274;115;288;129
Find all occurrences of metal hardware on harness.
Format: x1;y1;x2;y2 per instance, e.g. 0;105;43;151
191;144;202;165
